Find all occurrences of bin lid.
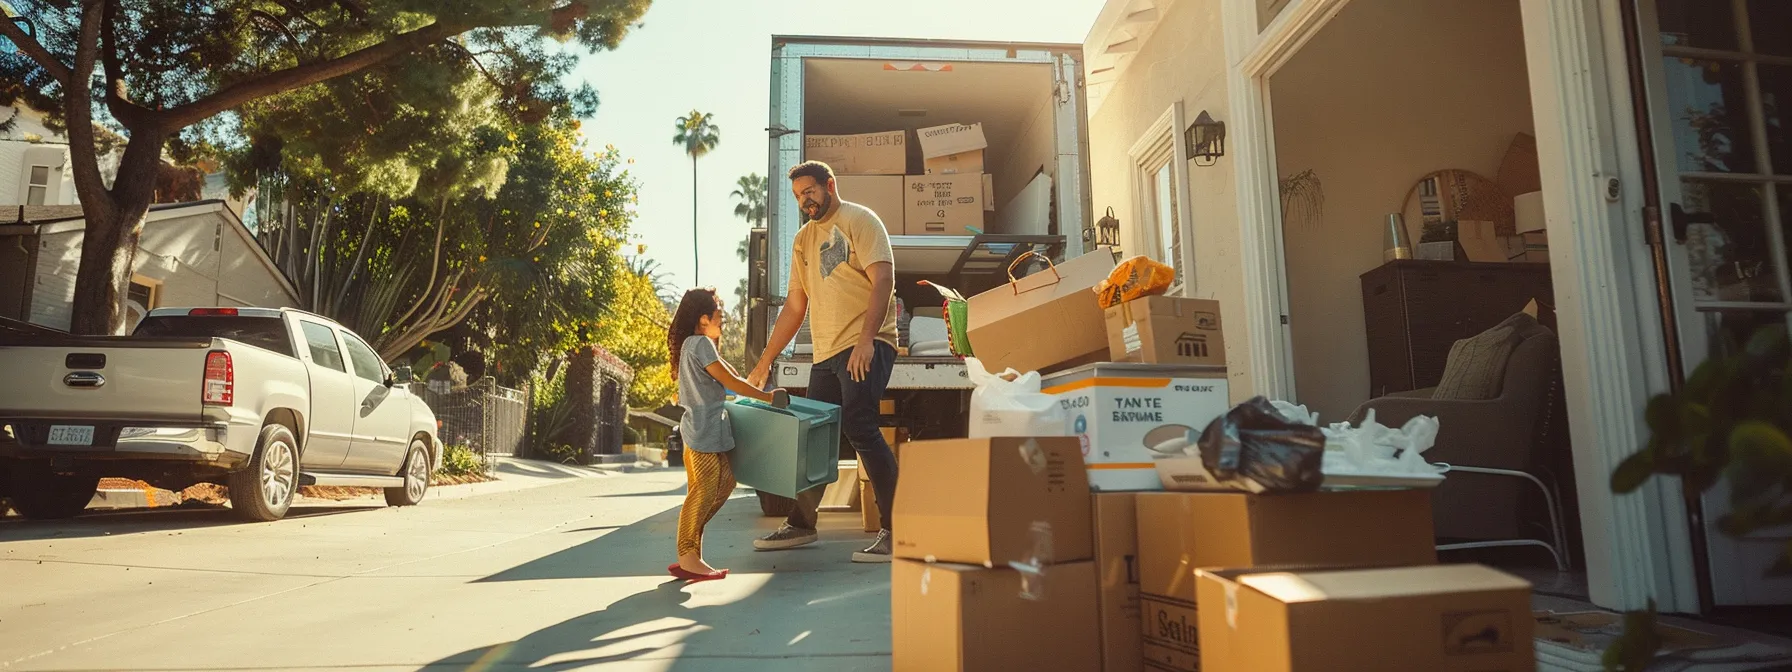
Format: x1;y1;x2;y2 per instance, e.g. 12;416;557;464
730;395;841;423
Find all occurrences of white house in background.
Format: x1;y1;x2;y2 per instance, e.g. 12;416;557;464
0;200;300;333
1084;0;1792;617
0;105;123;207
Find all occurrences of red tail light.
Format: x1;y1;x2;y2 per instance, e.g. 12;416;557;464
203;350;234;406
189;308;239;316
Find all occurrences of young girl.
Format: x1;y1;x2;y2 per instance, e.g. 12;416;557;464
668;288;788;582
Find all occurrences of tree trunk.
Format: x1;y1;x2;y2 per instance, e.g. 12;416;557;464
691;156;700;285
69;129;165;335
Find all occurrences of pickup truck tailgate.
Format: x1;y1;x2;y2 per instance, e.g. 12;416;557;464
0;340;212;422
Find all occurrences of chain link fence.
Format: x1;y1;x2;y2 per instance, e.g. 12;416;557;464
411;380;528;474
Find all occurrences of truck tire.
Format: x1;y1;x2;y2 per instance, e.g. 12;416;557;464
5;462;99;520
385;440;431;507
229;424;298;522
756;490;795;517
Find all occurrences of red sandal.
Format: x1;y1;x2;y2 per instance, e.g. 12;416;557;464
669;565;729;582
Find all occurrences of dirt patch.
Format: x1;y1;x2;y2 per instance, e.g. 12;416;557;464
166;474;498;504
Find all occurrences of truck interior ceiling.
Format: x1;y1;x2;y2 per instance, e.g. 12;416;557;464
802;57;1062;307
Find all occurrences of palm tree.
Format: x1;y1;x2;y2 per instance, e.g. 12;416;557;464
673;110;721;284
731;173;768;228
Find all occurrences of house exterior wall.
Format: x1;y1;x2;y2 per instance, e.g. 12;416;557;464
1086;0;1255;402
1268;0;1535;421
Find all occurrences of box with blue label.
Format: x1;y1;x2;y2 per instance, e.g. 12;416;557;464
1041;362;1230;491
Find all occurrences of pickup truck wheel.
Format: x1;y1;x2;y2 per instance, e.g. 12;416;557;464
385;441;430;507
5;462;99;520
228;424;298;522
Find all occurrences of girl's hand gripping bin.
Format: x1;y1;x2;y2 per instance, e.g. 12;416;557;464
727;396;843;499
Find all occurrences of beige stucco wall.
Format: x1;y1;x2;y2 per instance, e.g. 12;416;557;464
1269;0;1535;421
1086;0;1254;402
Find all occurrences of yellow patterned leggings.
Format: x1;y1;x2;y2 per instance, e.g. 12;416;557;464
676;449;737;557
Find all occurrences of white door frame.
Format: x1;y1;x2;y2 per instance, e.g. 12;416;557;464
1128;101;1198;296
1217;0;1701;612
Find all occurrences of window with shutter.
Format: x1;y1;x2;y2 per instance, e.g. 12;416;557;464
1129;102;1193;296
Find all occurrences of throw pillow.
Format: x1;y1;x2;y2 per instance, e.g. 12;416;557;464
1432;319;1524;401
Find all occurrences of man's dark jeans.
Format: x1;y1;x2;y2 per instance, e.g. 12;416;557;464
787;340;898;532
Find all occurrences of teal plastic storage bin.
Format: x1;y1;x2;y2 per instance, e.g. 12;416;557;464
727;396;842;499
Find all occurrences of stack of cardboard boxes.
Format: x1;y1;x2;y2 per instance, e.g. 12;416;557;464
885;249;1535;671
802;123;996;236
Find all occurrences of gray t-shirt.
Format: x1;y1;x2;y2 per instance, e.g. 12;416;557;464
677;335;735;453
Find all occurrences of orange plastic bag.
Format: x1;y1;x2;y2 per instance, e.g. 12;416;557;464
1094;255;1175;309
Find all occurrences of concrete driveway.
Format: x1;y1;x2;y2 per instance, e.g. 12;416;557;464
0;467;891;671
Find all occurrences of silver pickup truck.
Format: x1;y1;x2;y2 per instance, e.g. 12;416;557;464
0;308;442;522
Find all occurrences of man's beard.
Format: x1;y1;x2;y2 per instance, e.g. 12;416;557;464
803;194;833;220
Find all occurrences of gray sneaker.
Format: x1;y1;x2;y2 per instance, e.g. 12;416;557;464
852;529;893;563
754;524;818;551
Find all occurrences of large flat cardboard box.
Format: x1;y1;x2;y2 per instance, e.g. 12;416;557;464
894;437;1093;566
964;247;1118;375
836;175;904;235
924;149;985;175
804;131;907;175
916;122;989;159
1041;362;1230;491
1094;493;1143;672
1196;564;1533;671
1104;296;1226;367
904;174;984;235
893;559;1101;672
1135;489;1437;671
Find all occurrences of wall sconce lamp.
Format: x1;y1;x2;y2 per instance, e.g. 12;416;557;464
1185;110;1226;166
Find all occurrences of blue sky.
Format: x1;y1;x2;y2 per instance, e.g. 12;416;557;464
571;0;1107;296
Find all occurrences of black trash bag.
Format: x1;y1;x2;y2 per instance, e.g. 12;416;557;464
1197;396;1326;493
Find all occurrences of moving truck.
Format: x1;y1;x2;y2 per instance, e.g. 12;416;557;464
749;36;1092;513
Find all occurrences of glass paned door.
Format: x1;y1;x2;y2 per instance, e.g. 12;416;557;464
1648;0;1792;607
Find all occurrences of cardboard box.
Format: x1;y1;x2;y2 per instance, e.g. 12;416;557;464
961;247;1119;375
893;559;1101;672
924;149;985;175
1196;564;1533;672
1104;297;1225;367
804;131;907;175
916;122;989;159
893;437;1093;566
1523;231;1548;263
1134;489;1438;671
904;174;985;235
1041;362;1231;491
880;398;897;415
1094;494;1143;672
836;175;905;234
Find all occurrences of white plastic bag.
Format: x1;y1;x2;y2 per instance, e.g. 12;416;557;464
966;357;1067;439
1320;409;1446;478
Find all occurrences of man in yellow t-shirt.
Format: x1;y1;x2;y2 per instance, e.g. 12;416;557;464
747;160;900;563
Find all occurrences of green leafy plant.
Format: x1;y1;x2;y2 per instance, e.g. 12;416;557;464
438;444;485;478
1606;323;1790;669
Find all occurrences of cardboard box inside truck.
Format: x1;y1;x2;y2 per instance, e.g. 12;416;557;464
1195;564;1533;672
924;149;985;175
1104;296;1226;367
904;173;985;235
893;437;1092;566
804;130;908;175
835;175;905;235
916;122;989;159
1134;489;1437;672
892;559;1101;672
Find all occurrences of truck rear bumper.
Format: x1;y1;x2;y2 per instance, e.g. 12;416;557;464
1;420;252;469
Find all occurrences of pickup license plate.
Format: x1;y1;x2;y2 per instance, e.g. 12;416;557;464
47;425;95;446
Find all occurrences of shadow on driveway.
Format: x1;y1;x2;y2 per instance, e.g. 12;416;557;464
423;495;891;671
0;504;375;542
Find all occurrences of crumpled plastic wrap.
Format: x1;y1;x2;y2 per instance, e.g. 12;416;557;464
1094;255;1176;309
1319;409;1447;478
